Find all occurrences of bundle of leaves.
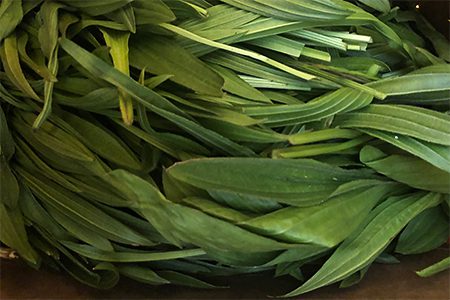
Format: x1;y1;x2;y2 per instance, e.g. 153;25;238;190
1;0;449;296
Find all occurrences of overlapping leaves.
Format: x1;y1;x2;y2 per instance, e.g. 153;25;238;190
0;0;449;297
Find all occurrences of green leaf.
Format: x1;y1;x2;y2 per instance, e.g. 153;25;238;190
118;264;169;285
182;196;252;223
160;23;316;81
32;1;62;128
359;129;450;173
17;167;153;246
38;1;63;59
339;265;370;288
0;202;40;266
375;252;400;264
208;64;270;103
273;135;372;159
167;157;376;206
163;0;207;19
289;128;361;145
222;0;352;21
16;137;86;192
98;206;166;244
285;192;442;296
16;32;55;81
92;262;120;289
396;206;449;255
101;28;134;125
0;106;15;160
60;0;133;16
205;51;310;88
18;181;72;241
12;111;105;175
60;38;254;157
129;34;224;97
0;0;23;42
360;145;450;194
208;189;282;214
368;73;450;97
59;111;141;171
241;182;397;247
200;119;287;143
357;0;390;13
63;174;131;207
1;33;40;101
55;88;119;111
0;156;20;207
31;226;113;289
415;14;450;62
59;38;184;116
105;4;136;33
416;257;450;278
46;206;114;251
244;88;373;127
133;0;176;25
58;12;80;38
204;248;277;267
334;104;450;146
62;241;205;262
158;270;218;288
108;169;291;252
0;82;30;109
163;169;209;202
32;45;59;129
246;35;305;57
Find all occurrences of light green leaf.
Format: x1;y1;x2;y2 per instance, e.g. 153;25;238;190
63;241;205;262
0;0;23;42
101;28;134;125
285;192;441;296
334;104;450;146
416;257;450;278
360;145;450;194
1;33;40;101
359;129;450;173
241;182;397;247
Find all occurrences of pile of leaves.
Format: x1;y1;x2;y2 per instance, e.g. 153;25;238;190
1;0;449;296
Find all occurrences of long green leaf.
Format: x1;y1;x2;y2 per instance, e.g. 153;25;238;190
285;192;441;296
167;157;377;206
360;145;450;194
241;182;397;247
416;257;450;278
63;242;205;262
334;104;450;146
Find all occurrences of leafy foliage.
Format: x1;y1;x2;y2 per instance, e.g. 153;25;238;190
0;0;449;297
